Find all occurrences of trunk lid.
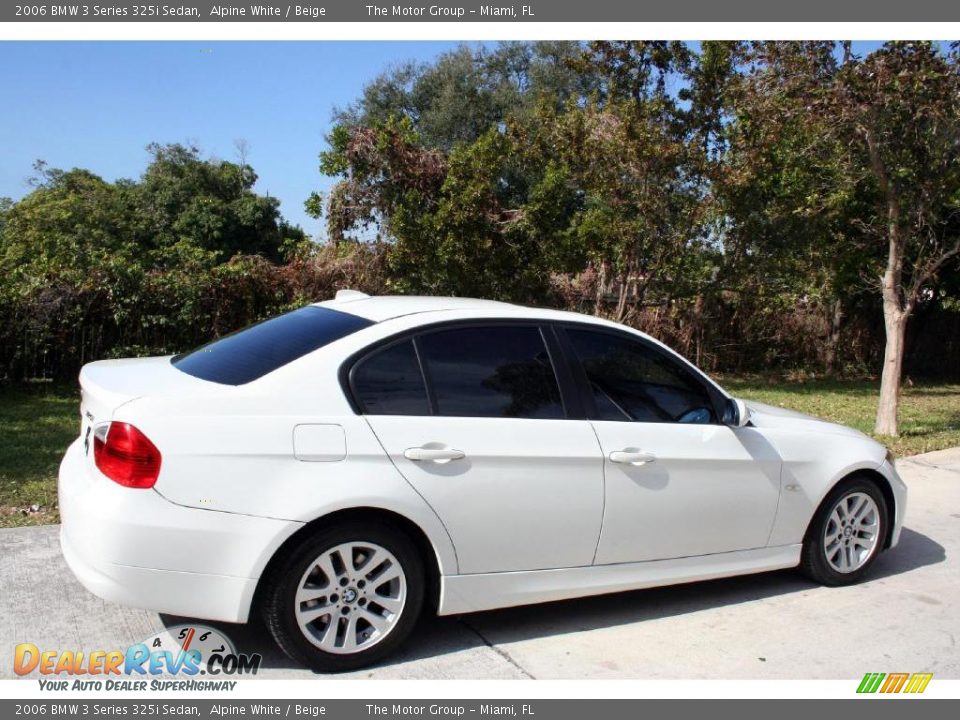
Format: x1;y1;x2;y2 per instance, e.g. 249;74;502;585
79;355;221;430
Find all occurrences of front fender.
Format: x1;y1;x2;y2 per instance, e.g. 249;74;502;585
765;430;889;547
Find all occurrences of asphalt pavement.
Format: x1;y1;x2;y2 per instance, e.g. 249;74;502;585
1;448;957;679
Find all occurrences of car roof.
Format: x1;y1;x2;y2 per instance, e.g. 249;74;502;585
314;292;529;322
297;292;728;400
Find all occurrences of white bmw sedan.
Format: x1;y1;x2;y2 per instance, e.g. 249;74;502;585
59;292;906;671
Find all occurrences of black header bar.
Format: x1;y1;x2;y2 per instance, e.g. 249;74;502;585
4;1;960;22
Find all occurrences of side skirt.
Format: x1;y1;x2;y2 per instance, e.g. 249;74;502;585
438;544;802;616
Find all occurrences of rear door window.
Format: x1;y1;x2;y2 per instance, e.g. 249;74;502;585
173;306;372;385
417;326;564;419
352;339;430;416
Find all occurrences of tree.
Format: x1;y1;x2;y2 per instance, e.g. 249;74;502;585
534;100;711;320
132;143;293;264
700;42;875;373
837;44;960;435
332;42;598;152
573;41;693;108
560;42;712;320
0;197;13;236
317;41;712;314
0;146;310;380
315;116;447;247
310;41;600;261
391;127;581;301
1;145;304;291
1;164;133;289
740;42;960;435
314;40;960;400
315;116;579;302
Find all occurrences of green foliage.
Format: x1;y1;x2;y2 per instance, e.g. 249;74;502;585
574;41;693;109
334;42;598;152
318;40;713;315
0;144;315;380
836;42;960;306
2;42;959;393
389;129;570;301
130;142;294;264
318;116;446;247
2;165;132;290
723;41;960;309
0;145;299;290
307;40;959;381
0;197;14;237
544;97;713;314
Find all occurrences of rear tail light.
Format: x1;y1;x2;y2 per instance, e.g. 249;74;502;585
93;422;162;488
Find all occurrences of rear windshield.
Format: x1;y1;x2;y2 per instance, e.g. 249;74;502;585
172;306;372;385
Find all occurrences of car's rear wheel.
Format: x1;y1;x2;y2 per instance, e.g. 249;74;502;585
801;476;887;586
261;522;424;672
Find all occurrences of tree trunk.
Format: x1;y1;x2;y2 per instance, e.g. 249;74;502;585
864;126;910;437
875;305;906;436
824;297;844;375
615;269;630;322
874;210;909;436
593;261;608;316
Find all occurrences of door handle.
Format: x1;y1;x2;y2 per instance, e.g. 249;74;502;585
609;449;656;466
403;446;466;463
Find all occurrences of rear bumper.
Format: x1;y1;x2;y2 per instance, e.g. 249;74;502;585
59;525;259;622
58;438;301;623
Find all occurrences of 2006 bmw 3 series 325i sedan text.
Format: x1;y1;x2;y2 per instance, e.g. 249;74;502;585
59;291;907;671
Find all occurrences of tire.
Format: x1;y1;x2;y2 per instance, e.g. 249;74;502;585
261;521;425;672
800;476;888;586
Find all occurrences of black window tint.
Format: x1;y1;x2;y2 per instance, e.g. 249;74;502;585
567;329;715;424
173;306;372;385
419;326;564;419
353;340;430;416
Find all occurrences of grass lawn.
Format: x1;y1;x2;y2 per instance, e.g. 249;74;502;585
0;383;78;528
722;377;960;457
0;377;958;529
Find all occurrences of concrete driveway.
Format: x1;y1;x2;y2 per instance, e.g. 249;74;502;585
2;449;957;679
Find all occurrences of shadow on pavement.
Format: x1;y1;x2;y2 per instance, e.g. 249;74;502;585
161;525;944;674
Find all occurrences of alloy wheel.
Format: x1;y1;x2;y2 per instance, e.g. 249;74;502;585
822;491;881;573
294;541;407;654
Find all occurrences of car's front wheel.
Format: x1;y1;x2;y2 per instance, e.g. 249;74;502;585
261;522;424;672
801;477;888;586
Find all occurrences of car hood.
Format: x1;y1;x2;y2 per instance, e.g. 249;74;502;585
744;400;870;441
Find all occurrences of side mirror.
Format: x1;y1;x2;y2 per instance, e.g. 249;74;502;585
723;398;751;428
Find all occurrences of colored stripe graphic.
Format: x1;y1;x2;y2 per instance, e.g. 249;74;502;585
881;673;910;693
904;673;933;694
857;672;932;694
857;673;885;693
